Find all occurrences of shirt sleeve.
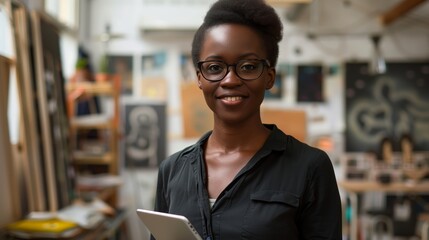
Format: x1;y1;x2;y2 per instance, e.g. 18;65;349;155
298;151;342;239
151;163;168;240
154;163;168;213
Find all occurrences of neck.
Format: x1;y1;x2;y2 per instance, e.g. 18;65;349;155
209;119;270;153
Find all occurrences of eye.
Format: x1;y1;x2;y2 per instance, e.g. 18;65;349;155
205;62;225;74
239;61;260;72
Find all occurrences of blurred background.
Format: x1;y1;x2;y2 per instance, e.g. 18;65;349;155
1;0;429;239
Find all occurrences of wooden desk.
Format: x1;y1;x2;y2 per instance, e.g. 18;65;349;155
339;180;429;240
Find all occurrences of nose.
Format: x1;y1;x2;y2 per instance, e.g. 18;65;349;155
220;66;242;87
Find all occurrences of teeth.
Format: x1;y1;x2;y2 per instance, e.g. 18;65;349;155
223;96;242;102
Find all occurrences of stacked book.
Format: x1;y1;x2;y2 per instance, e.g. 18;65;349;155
6;218;81;239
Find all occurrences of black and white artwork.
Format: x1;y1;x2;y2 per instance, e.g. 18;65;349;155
345;62;429;152
123;100;167;168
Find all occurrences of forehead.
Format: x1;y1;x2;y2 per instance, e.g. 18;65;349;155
200;24;265;60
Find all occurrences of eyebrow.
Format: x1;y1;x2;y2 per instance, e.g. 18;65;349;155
202;53;262;62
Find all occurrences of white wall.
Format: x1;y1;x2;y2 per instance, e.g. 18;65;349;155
81;1;429;239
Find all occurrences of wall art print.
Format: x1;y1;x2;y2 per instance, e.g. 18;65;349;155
296;64;324;102
180;53;196;82
123;100;167;168
345;62;429;152
141;52;167;77
107;55;133;95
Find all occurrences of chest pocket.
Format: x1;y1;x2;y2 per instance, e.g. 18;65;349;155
251;191;299;206
241;191;300;240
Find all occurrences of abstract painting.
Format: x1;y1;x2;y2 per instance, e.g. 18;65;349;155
345;62;429;152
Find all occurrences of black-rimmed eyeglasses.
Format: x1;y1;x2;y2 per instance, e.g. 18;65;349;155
197;59;270;82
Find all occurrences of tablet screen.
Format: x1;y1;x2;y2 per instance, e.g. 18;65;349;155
136;209;202;240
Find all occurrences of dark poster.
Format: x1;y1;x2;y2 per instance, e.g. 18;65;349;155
123;101;167;168
297;64;324;102
345;62;429;152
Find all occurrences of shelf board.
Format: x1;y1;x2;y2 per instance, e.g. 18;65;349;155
70;115;114;129
72;152;113;164
66;82;115;95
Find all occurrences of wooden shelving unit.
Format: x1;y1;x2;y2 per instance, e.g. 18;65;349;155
66;75;121;206
67;76;120;174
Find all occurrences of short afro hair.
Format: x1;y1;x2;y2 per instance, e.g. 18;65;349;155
191;0;283;68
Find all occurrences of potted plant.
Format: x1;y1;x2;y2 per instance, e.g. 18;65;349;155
96;55;109;83
70;58;91;83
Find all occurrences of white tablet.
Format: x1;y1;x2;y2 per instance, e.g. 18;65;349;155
136;209;202;240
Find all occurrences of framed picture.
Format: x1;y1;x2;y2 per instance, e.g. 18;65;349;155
261;108;307;142
180;53;196;82
122;99;167;168
296;64;324;103
107;55;133;95
181;82;213;138
141;52;167;77
345;61;429;152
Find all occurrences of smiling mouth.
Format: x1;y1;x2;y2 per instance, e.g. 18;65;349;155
221;96;243;102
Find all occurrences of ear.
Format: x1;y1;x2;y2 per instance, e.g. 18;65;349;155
197;71;203;89
265;67;276;90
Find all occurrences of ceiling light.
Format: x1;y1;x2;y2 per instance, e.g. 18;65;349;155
370;34;387;75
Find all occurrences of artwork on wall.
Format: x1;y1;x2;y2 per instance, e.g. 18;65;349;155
296;64;324;103
107;55;133;95
277;63;293;77
140;52;168;99
261;108;307;142
181;82;213;138
345;62;429;153
123;100;167;168
141;52;167;77
140;77;167;100
180;53;196;82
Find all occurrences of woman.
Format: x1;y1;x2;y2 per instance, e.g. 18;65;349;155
154;0;342;239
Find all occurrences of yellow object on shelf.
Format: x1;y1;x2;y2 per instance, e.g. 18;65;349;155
7;218;80;238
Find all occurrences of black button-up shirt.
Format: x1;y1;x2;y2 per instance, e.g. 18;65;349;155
154;125;342;239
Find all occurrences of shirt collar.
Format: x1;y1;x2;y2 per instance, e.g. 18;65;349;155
194;124;288;153
262;124;288;152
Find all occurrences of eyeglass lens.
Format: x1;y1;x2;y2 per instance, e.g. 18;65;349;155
200;59;266;81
